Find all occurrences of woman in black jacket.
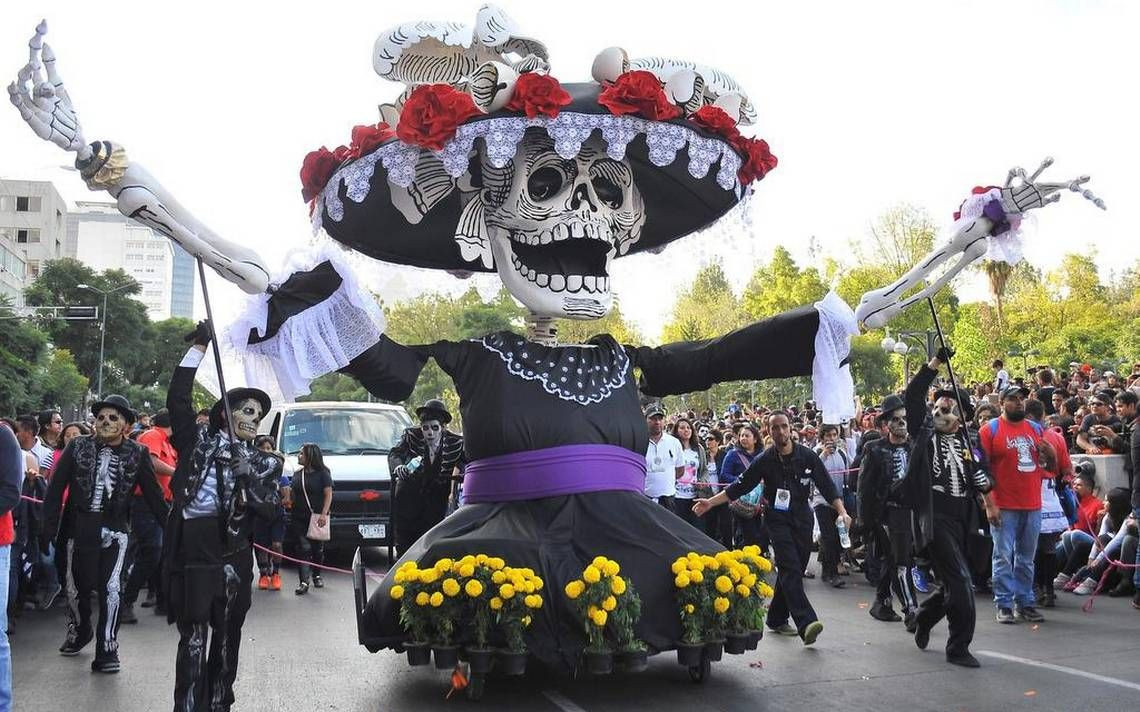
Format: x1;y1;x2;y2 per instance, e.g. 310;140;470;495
287;443;333;595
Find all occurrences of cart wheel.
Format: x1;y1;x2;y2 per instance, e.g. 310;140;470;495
688;658;710;683
466;673;485;701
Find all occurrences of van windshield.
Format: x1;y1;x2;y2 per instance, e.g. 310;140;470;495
280;408;408;455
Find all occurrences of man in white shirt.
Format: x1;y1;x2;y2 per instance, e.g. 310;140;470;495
644;404;684;508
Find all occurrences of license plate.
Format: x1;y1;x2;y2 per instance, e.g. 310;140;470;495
359;523;386;539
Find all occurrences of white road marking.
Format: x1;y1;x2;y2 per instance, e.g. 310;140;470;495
542;689;589;712
976;650;1140;692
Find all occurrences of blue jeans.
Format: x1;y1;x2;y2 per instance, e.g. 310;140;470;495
1134;508;1140;588
0;544;11;710
991;508;1040;609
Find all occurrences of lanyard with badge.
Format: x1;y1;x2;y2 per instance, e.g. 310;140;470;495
772;450;794;512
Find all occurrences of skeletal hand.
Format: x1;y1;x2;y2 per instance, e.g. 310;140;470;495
1000;157;1105;214
7;21;91;160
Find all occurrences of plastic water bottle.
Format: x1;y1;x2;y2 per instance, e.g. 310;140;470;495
406;455;422;474
837;519;851;549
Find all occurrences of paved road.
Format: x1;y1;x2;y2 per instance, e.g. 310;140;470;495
11;550;1140;711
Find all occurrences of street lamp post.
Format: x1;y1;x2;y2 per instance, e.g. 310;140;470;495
77;282;132;396
880;329;937;386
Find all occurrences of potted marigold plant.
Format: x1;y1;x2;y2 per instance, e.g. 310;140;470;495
456;554;496;674
672;552;708;667
740;545;774;647
391;560;432;666
493;562;542;676
566;555;620;675
610;573;648;673
423;558;463;669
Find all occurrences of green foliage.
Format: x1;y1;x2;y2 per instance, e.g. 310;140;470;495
742;246;828;320
38;349;89;412
0;301;49;415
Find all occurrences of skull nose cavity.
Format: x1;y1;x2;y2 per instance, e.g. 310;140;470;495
570;182;598;212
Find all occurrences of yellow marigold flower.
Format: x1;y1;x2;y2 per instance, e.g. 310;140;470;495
588;605;599;616
460;554;476;566
520;567;536;579
442;578;461;597
755;556;772;572
393;570;407;585
465;579;484;597
713;596;730;614
602;595;617;612
458;563;475;578
434;558;453;573
610;575;627;595
591;609;608;627
399;561;417;571
592;556;608;569
488;557;505;571
490;596;503;611
583;565;601;584
492;570;506;584
688;558;705;573
674;573;691;589
729;568;742;583
415;592;430;606
476;553;488;564
389;585;405;600
715;575;733;594
565;580;585;599
405;569;421;583
689;570;704;584
686;552;700;562
500;583;516;599
743;574;757;588
743;545;760;557
523;581;535;594
758;582;775;598
522;615;532;627
736;584;750;597
603;560;620;577
702;556;720;571
684;603;695;614
671;560;687;575
429;591;444;608
532;577;544;591
419;568;439;584
526;594;543;609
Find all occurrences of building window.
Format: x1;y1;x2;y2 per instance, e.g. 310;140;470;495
15;196;42;213
0;196;11;212
16;228;40;244
27;260;40;279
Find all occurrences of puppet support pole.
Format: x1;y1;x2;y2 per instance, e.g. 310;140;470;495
197;257;239;448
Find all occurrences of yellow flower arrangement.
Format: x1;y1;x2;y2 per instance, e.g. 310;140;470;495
490;596;503;611
419;568;439;585
565;580;585;599
674;573;691;588
758;582;774;599
583;565;602;584
591;608;608;626
458;563;476;578
671;559;687;575
429;591;444;608
434;558;453;573
442;578;461;597
689;570;704;584
602;595;617;611
610;575;627;595
415;592;430;606
389;585;405;600
603;560;620;576
736;584;751;597
714;596;731;614
715;575;733;594
393;570;407;585
500;583;516;599
465;579;484;597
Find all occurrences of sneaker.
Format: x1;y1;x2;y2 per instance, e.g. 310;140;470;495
38;583;62;611
1017;606;1045;623
769;622;798;636
1132;591;1140;610
995;607;1017;624
270;573;282;591
91;653;120;674
313;574;324;589
1072;577;1097;596
946;651;981;668
1063;578;1082;592
1052;572;1071;588
1039;591;1056;608
802;621;823;646
914;619;931;650
295;582;309;596
870;600;902;622
119;604;138;625
60;627;93;656
258;575;270;591
1108;581;1135;598
912;567;931;594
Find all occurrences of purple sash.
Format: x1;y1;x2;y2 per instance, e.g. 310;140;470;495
462;444;647;503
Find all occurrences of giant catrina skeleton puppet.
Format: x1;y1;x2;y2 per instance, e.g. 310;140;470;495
10;6;1103;666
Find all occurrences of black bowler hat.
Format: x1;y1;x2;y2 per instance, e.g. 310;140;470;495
877;394;905;422
209;387;272;433
933;386;975;420
415;399;452;425
91;394;136;424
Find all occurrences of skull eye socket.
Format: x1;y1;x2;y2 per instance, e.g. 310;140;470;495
592;175;623;209
527;166;565;202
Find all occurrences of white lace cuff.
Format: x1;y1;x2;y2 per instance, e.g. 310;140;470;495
812;291;859;423
222;244;386;403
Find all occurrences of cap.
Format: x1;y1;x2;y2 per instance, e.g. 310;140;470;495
644;403;666;418
1000;385;1029;399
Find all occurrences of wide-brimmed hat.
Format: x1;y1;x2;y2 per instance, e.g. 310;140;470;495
91;394;136;424
209;387;272;433
415;398;452;425
298;6;775;273
877;394;905;421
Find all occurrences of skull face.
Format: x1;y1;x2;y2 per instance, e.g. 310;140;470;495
228;398;264;442
94;407;128;444
472;132;645;319
420;418;443;451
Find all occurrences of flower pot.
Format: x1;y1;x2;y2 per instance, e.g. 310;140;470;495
432;644;459;669
675;643;703;667
616;649;648;673
497;649;528;676
724;633;750;655
405;642;431;667
465;646;495;674
746;629;762;650
584;650;614;675
704;638;725;662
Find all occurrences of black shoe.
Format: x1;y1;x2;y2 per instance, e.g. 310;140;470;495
947;651;980;668
1040;591;1056;608
60;627;93;656
995;607;1017;624
1017;606;1045;623
313;574;324;589
140;591;158;608
1108;581;1135;598
870;601;902;622
829;576;846;589
904;611;918;633
914;619;931;650
1132;591;1140;610
803;570;816;579
91;653;121;674
119;604;138;624
295;582;309;596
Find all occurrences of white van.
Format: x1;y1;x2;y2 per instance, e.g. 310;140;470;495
258;401;412;554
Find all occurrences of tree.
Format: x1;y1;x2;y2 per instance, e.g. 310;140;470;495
981;260;1013;332
37;348;89;413
742;246;828;320
0;298;49;415
555;301;643;345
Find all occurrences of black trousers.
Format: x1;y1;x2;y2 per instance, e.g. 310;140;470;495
1034;532;1061;594
814;504;840;577
872;506;918;612
289;517;325;584
72;513;130;661
766;515;818;633
170;518;253;712
124;502;164;606
672;498;705;532
915;515;975;656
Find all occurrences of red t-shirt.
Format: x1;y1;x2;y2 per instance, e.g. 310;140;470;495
136;427;177;501
1074;493;1104;535
979;417;1053;510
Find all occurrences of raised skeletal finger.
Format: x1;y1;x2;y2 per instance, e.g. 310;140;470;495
42;43;72;105
1005;166;1027;188
1027;157;1053;182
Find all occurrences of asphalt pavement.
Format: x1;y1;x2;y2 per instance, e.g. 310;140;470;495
10;549;1140;712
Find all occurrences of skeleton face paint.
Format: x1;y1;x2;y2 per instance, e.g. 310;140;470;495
229;398;263;441
421;419;443;451
931;398;960;434
94;407;128;444
475;132;646;320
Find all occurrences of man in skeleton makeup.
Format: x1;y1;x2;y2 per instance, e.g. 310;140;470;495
389;399;466;556
41;394;168;673
900;348;993;668
858;394;920;629
162;321;281;711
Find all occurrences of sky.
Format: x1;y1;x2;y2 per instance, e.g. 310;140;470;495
3;0;1137;344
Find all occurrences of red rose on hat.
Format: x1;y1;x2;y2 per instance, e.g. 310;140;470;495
598;70;681;121
332;145;352;163
396;84;483;151
733;136;778;184
300;147;340;203
505;72;573;118
689;105;740;141
349;122;396;159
